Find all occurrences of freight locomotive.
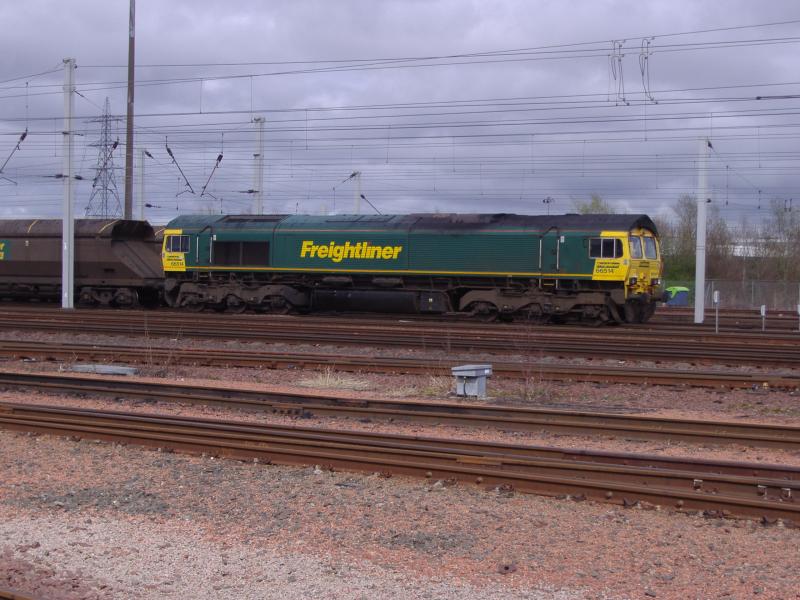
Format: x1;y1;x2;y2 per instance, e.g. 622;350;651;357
161;213;663;323
0;219;163;307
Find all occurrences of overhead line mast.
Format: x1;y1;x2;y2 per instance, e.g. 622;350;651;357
123;0;135;219
62;58;76;310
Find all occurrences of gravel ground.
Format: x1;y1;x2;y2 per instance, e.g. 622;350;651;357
2;428;799;600
1;326;800;598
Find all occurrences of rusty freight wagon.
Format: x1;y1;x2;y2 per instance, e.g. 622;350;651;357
161;213;663;324
0;219;163;307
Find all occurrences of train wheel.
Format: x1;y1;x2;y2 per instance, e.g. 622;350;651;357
640;302;657;323
268;296;292;315
226;295;248;314
623;302;637;323
179;294;205;312
588;307;610;326
467;301;498;322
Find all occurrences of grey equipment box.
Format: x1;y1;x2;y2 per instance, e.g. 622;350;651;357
451;364;492;398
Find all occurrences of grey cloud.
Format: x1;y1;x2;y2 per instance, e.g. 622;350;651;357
0;0;799;223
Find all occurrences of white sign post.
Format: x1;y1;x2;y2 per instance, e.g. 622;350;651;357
760;304;766;332
713;290;720;334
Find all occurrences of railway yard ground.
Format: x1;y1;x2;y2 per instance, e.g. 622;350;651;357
1;306;800;599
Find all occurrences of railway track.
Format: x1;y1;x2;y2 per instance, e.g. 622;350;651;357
0;308;799;367
5;302;800;331
1;402;797;521
654;307;800;331
1;339;798;390
2;370;799;449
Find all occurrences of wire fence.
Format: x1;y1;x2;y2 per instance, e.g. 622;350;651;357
666;280;800;311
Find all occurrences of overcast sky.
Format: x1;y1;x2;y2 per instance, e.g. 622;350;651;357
1;0;799;224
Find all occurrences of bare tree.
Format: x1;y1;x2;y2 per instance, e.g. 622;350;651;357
573;193;615;214
763;198;800;281
659;195;733;280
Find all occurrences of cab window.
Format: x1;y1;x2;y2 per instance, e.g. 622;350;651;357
629;237;643;259
589;238;623;259
166;235;190;253
643;236;658;259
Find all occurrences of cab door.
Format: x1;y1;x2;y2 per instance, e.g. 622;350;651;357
539;228;560;274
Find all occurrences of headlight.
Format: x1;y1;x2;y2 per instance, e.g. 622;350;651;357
629;277;638;285
651;278;660;286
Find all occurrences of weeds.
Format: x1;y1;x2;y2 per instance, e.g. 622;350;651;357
516;376;559;402
420;374;452;397
298;367;370;391
142;316;182;376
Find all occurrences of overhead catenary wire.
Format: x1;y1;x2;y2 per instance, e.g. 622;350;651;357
164;139;195;195
2;20;799;223
0;129;28;184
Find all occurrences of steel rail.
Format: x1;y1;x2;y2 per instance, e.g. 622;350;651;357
0;312;799;366
4;303;800;328
655;307;800;325
3;303;800;338
2;371;799;449
5;399;798;478
4;306;800;350
1;339;798;390
3;307;800;343
5;306;800;344
0;403;797;521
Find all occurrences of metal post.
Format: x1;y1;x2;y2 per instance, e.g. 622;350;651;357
761;304;766;332
62;58;76;309
253;116;265;214
355;171;362;214
713;290;720;334
694;137;709;324
137;149;146;220
123;0;135;219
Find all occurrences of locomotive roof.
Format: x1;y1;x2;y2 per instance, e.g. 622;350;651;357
0;219;156;239
167;213;658;235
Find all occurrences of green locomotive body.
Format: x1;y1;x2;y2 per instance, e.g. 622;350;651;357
162;213;662;323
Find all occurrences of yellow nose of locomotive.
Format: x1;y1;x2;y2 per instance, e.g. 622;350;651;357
626;231;663;300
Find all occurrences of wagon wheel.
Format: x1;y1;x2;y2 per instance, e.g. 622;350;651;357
183;301;205;313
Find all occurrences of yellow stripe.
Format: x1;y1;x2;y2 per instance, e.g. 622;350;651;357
171;265;595;278
97;220;119;235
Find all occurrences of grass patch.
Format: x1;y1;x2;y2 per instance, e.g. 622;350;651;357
298;367;370;391
513;376;560;402
420;375;453;397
